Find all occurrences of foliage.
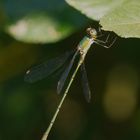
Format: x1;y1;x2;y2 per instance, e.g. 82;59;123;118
66;0;140;38
0;1;140;140
2;0;89;43
1;0;140;44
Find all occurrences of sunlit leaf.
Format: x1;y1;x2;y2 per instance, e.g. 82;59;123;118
66;0;140;38
100;0;140;38
66;0;122;20
3;0;88;43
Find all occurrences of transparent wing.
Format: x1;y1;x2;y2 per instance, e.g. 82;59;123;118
81;62;91;102
57;50;79;94
24;51;72;83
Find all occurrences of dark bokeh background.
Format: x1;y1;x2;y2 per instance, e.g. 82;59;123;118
0;1;140;140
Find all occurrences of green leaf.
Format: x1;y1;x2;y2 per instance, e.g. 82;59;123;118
66;0;123;20
3;0;88;43
100;0;140;38
66;0;140;38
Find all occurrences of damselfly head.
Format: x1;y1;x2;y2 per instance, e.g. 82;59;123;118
86;27;97;39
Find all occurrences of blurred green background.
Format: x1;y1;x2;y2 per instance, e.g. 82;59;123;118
0;0;140;140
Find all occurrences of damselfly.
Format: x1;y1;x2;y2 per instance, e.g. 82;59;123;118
25;27;117;140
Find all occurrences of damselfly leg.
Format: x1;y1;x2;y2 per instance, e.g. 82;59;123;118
96;26;117;48
95;36;117;48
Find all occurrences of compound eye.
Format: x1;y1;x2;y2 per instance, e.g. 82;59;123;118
86;27;97;38
90;29;97;36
